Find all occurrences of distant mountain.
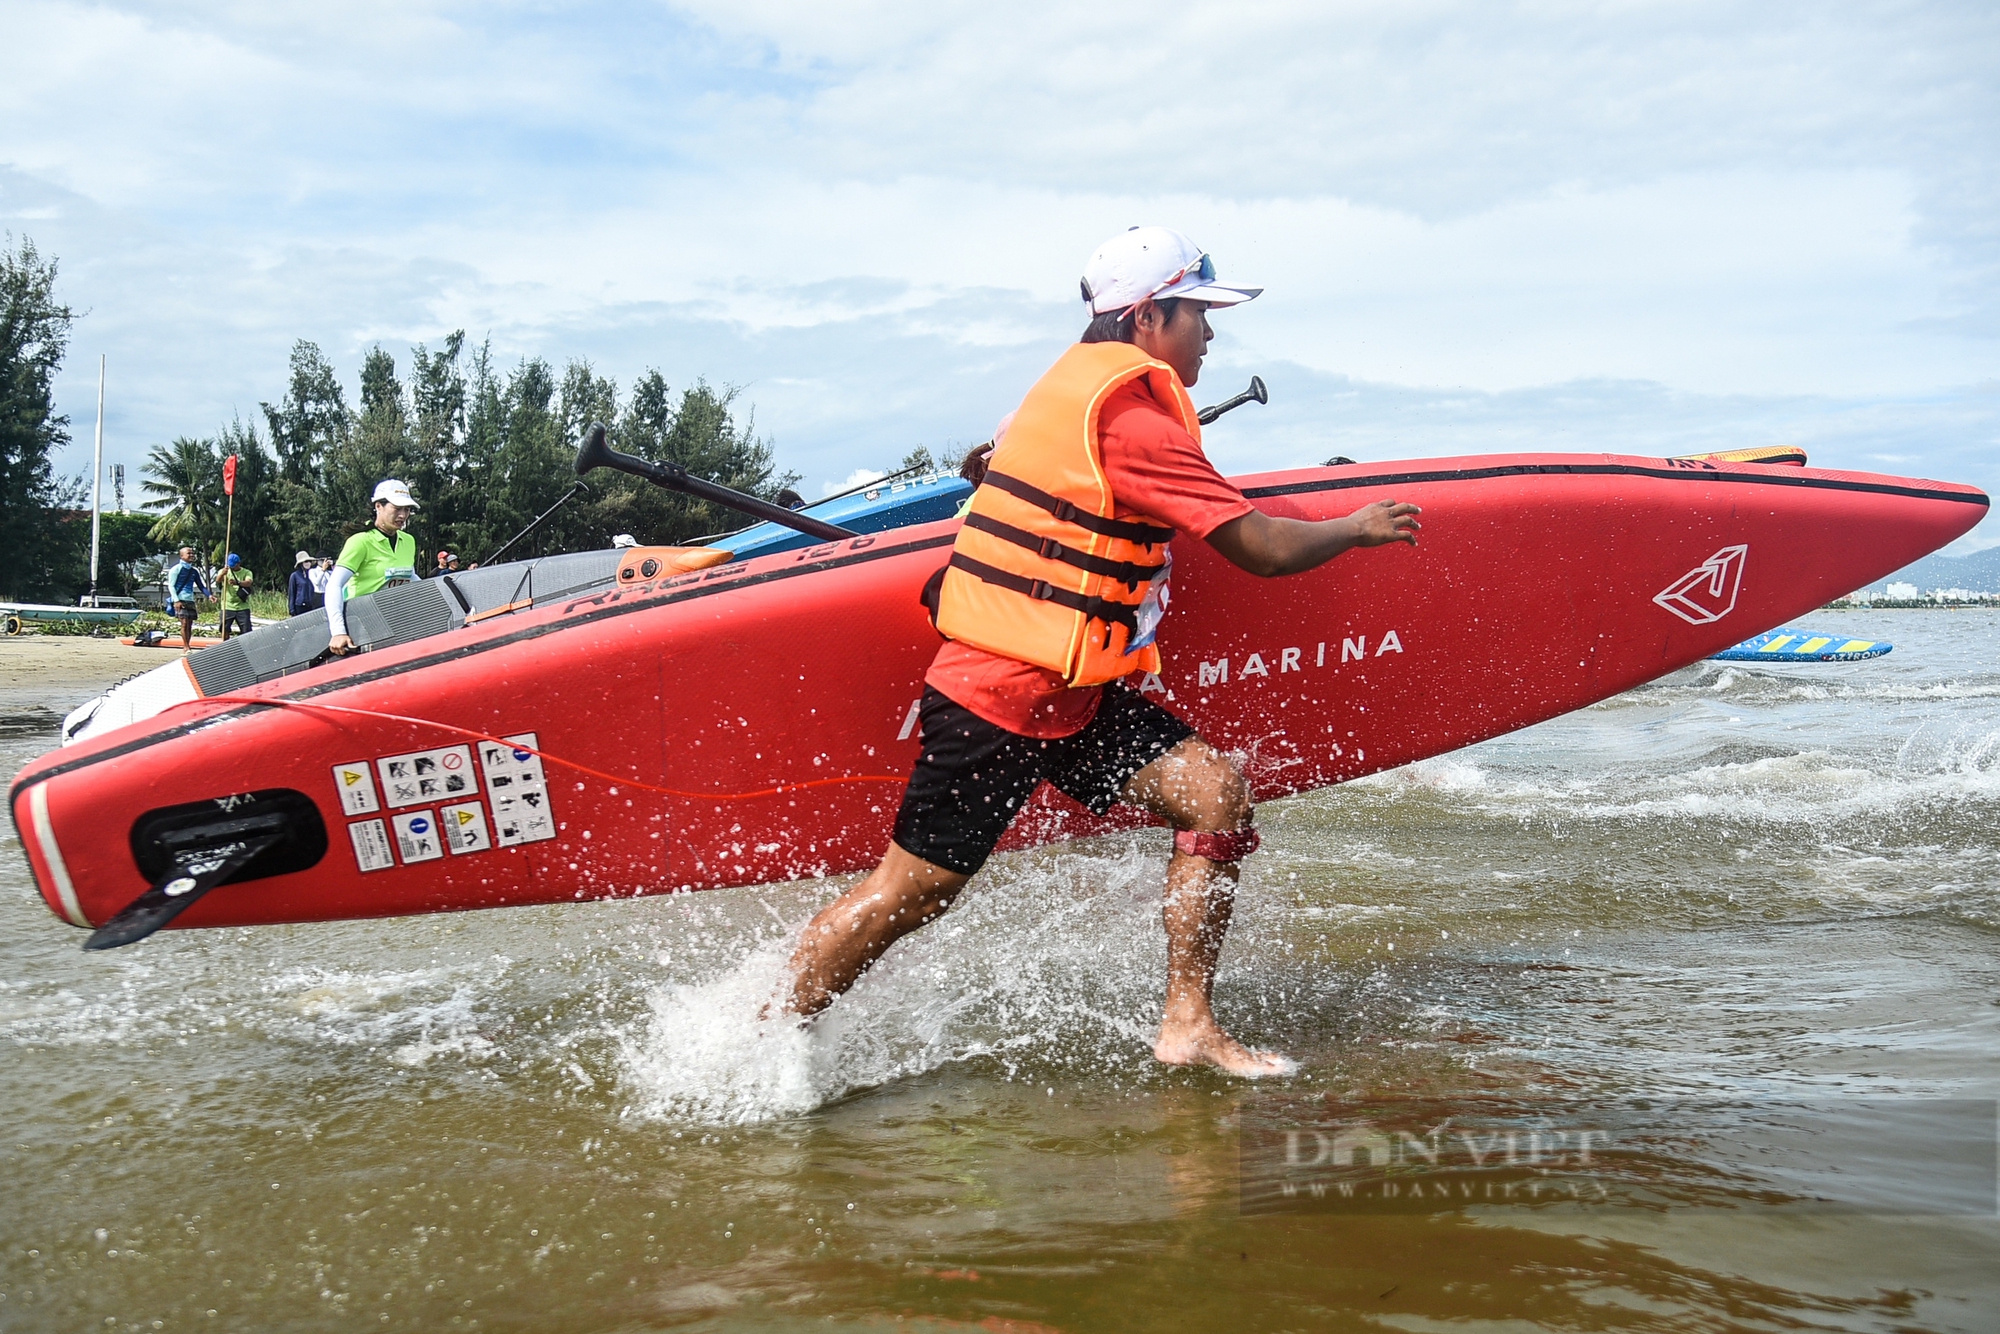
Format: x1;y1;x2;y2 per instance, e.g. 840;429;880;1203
1853;544;2000;594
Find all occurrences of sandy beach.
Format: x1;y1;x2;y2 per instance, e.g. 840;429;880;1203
0;636;162;740
0;634;150;685
0;635;158;724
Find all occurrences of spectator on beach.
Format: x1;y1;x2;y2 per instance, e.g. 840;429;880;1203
426;549;455;578
219;554;255;640
166;546;212;649
326;479;421;656
288;551;318;616
309;557;333;602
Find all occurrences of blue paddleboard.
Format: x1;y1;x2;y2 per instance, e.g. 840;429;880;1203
1710;628;1892;662
712;472;972;562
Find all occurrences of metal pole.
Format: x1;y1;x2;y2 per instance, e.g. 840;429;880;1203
88;355;104;607
480;481;588;567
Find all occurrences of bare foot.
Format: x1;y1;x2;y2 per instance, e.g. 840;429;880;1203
753;1002;813;1029
1154;1020;1297;1078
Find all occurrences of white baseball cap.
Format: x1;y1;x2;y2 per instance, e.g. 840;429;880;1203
1081;226;1262;315
371;479;420;508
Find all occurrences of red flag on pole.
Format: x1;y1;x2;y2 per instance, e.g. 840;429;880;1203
223;454;238;495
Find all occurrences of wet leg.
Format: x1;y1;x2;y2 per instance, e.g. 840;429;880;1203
781;843;969;1017
1122;738;1293;1077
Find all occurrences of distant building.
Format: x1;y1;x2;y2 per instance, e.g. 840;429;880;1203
1886;581;1918;600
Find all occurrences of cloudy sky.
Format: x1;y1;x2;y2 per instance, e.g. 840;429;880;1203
4;1;1995;544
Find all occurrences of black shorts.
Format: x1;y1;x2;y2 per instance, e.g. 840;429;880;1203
892;684;1194;875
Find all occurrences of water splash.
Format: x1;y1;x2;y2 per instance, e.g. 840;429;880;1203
619;842;1194;1124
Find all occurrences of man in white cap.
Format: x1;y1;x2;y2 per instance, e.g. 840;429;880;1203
776;227;1420;1076
325;479;421;655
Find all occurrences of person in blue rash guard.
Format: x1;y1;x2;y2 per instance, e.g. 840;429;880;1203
167;546;212;649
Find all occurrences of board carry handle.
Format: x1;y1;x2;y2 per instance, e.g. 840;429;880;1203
576;422;858;542
1196;375;1268;426
85;830;285;950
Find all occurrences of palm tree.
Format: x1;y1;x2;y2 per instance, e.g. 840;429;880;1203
141;436;222;550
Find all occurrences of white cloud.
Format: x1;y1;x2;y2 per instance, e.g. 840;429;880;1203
825;468;888;497
0;0;1992;541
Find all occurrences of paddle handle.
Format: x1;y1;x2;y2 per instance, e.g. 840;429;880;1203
576;424;856;542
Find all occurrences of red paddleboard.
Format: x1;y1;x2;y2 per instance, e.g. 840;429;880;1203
10;453;1986;939
121;637;224;649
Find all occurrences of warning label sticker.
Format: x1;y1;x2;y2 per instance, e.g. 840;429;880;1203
480;732;556;847
349;818;395;872
332;760;380;815
391;809;445;864
440;800;491;855
377;745;478;809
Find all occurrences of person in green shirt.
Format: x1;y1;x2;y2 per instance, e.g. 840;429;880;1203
219;553;255;640
326;479;421;655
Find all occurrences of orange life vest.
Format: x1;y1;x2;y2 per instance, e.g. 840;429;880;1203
935;342;1196;686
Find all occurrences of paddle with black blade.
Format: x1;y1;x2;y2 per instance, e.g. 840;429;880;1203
575;422;858;542
1197;375;1268;426
85;827;286;950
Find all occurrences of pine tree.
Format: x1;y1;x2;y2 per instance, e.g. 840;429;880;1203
118;333;803;591
450;339;508;560
409;332;468;559
0;235;75;599
261;340;350;485
487;357;571;561
594;374;794;545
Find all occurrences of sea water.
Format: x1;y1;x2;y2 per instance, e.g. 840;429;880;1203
2;609;1995;1331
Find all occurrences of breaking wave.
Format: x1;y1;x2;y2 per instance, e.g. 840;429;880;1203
1351;728;2000;828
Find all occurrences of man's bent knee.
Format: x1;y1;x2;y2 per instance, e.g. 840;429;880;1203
1173;741;1253;831
1126;736;1254;833
1207;767;1253;832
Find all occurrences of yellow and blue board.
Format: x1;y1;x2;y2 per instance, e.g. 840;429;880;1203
714;472;973;561
1711;628;1892;662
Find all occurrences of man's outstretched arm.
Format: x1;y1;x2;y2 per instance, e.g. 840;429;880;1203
1205;499;1421;578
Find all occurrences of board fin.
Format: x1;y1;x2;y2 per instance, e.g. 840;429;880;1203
84;832;283;950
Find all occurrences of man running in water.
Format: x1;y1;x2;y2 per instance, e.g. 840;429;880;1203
779;228;1420;1075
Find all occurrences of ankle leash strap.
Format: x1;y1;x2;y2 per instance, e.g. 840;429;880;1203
1174;827;1261;862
